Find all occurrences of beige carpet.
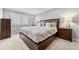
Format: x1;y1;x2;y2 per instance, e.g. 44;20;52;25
0;34;29;50
0;34;79;50
46;39;79;50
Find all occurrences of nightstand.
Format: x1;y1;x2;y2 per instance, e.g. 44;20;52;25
58;28;72;42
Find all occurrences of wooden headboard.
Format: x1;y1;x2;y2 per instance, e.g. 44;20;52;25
40;19;59;31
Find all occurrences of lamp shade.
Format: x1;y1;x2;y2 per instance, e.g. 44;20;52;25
65;17;72;23
64;17;73;29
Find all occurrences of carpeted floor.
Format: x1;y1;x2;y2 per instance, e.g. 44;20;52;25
0;34;79;50
0;34;29;50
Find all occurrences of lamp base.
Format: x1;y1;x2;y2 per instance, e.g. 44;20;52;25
66;23;70;29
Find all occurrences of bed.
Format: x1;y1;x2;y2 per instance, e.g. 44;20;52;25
19;19;59;50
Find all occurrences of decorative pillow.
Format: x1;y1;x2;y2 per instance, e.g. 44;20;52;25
46;23;52;27
51;22;57;27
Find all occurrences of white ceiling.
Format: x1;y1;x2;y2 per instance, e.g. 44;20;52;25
5;8;52;15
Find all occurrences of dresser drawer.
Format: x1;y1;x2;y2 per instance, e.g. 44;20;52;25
58;28;72;42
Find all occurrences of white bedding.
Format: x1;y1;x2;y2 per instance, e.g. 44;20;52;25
21;26;57;43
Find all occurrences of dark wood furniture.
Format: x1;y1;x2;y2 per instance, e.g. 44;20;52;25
19;19;59;50
58;28;72;42
0;18;11;39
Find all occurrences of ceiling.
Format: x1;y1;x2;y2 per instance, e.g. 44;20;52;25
5;8;53;15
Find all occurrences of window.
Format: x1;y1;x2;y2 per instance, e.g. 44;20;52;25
21;15;29;25
11;13;21;25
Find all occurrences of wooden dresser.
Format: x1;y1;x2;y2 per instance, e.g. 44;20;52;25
0;18;11;39
58;28;72;42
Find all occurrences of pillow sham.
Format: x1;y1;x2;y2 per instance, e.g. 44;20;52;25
37;23;41;26
51;22;57;27
46;23;52;27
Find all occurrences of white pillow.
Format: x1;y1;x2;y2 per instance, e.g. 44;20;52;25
51;22;57;27
37;23;41;26
46;23;51;27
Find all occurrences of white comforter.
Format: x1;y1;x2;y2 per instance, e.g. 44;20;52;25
21;26;57;43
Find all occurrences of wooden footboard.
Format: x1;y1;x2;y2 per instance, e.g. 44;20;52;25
19;32;57;50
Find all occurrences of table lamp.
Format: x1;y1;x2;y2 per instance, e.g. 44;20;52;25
64;17;72;29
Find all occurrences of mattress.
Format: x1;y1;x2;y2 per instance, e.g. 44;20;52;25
21;26;57;43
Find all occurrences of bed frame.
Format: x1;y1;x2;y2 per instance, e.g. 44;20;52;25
19;19;59;50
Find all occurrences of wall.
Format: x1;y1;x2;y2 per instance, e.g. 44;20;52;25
3;9;35;35
35;8;79;41
0;8;3;18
